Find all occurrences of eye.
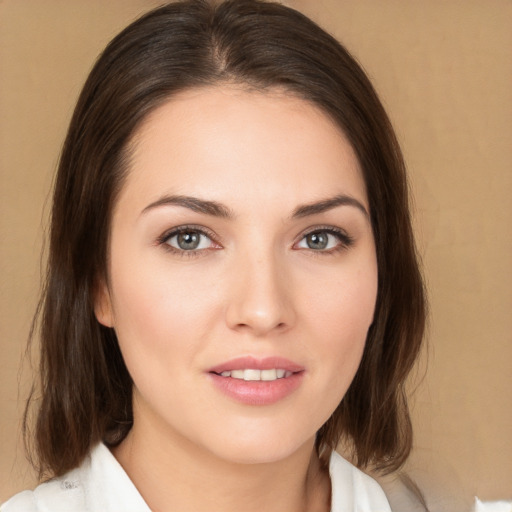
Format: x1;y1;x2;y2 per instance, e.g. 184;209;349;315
295;228;353;252
159;226;218;252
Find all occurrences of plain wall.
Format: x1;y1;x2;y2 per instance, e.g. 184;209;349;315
1;0;511;508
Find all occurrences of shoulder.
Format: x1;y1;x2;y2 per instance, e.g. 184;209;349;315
329;451;392;512
1;463;89;512
1;491;36;512
1;477;83;512
1;444;150;512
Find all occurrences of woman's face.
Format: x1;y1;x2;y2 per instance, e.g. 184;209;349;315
96;86;378;464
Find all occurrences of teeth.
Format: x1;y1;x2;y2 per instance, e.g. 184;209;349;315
218;368;291;381
261;369;277;381
244;369;260;381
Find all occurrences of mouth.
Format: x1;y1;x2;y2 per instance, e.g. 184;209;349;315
207;357;305;405
212;368;294;381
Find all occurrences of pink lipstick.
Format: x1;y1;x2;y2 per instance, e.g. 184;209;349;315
207;356;305;406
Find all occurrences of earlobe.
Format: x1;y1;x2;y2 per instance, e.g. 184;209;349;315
94;279;114;328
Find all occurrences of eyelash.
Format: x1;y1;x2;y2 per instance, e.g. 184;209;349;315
296;226;355;254
156;224;354;257
157;225;220;258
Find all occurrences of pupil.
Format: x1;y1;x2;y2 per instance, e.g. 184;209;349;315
307;232;328;250
178;231;200;250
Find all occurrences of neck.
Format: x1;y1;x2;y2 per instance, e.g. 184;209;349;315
112;407;330;512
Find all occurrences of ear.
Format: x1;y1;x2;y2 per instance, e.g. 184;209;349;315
93;278;114;328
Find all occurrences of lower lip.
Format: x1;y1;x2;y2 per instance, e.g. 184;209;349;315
208;372;304;406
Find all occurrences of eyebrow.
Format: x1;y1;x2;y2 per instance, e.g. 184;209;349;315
141;193;368;219
142;195;233;218
292;194;369;219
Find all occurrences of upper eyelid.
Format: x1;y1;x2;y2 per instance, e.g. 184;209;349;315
298;225;352;239
156;223;353;247
157;224;218;244
301;225;347;234
294;225;355;248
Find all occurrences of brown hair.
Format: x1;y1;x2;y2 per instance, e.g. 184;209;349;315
26;0;426;479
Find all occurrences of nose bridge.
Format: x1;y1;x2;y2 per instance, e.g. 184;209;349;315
225;243;294;335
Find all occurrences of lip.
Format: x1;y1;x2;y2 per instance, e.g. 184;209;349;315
208;356;304;374
207;356;305;406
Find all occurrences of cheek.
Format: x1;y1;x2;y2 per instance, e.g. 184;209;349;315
107;257;217;361
305;256;378;381
288;260;377;435
310;257;377;331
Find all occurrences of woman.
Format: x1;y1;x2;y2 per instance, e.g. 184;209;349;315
2;0;426;510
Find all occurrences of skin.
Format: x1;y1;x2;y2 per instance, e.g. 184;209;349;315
95;85;378;512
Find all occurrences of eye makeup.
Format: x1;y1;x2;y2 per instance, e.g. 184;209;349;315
294;225;355;254
155;222;355;259
156;224;221;257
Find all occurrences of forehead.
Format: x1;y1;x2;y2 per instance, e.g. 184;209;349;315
119;85;367;213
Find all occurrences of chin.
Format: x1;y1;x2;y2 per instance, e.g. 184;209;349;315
216;440;309;466
196;420;317;466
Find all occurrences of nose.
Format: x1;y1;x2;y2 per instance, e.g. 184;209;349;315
225;249;296;337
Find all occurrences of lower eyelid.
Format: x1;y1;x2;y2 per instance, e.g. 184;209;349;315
158;225;217;244
168;232;212;249
297;228;354;247
157;226;354;254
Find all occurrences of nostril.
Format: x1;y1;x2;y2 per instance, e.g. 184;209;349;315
224;281;296;335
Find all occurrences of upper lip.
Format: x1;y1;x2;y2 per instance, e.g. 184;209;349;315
208;356;304;374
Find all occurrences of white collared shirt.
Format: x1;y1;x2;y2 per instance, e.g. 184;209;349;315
1;443;391;512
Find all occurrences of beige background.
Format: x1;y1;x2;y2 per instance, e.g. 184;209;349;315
1;0;511;508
